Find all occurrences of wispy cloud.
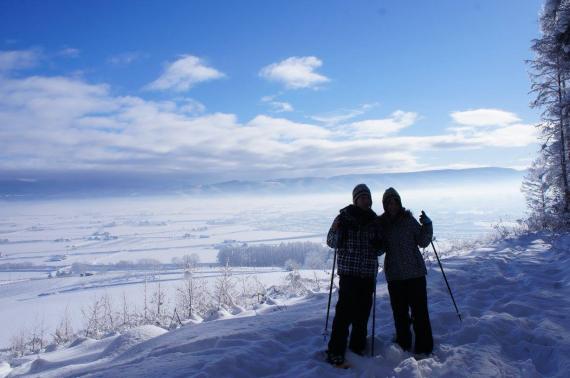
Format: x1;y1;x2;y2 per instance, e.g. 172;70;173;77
310;103;379;125
259;56;329;89
450;108;521;127
0;49;41;73
261;95;293;113
57;47;80;58
348;111;418;138
107;51;144;65
146;55;224;92
269;101;294;113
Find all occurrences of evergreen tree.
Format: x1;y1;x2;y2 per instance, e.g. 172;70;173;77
528;0;570;227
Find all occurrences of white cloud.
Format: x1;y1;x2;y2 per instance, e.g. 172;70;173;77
146;55;224;92
348;111;418;138
310;103;379;125
446;108;536;148
475;123;538;147
0;71;538;179
450;108;520;127
270;101;294;113
246;115;330;140
260;95;293;113
259;56;329;89
0;49;40;73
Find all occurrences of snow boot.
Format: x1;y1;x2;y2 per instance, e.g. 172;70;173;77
326;351;348;368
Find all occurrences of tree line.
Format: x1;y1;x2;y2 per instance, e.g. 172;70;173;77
216;241;333;268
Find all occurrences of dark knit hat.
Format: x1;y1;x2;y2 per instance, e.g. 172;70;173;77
352;183;371;204
382;187;402;210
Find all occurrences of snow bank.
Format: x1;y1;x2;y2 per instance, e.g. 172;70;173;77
101;325;167;358
0;362;11;378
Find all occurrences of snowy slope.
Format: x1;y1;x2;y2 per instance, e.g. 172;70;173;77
5;233;570;378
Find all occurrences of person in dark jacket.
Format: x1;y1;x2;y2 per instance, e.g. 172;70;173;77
325;183;383;366
378;187;434;356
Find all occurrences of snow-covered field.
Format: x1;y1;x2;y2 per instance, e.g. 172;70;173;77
3;232;569;377
1;184;550;377
0;194;335;351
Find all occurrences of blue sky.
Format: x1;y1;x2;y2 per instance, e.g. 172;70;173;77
0;0;544;182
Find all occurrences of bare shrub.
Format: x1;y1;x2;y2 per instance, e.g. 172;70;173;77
214;261;237;310
9;328;28;357
53;308;74;345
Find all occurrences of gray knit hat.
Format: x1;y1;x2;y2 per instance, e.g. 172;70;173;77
382;187;402;210
352;183;371;204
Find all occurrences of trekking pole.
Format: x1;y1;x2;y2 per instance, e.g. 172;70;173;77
430;240;462;323
323;248;337;342
371;278;376;356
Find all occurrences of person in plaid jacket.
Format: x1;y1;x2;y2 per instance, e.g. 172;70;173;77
325;184;383;366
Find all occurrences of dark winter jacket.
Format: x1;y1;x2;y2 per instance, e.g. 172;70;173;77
378;209;433;282
327;205;383;279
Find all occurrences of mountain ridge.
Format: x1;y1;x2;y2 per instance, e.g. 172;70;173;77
0;167;525;199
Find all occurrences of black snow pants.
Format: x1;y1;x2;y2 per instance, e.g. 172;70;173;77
387;276;433;354
328;275;375;356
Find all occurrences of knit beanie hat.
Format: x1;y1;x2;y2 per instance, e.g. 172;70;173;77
382;187;402;210
352;183;371;204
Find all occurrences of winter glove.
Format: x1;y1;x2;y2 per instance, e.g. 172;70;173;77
331;216;342;231
331;215;346;248
419;210;432;225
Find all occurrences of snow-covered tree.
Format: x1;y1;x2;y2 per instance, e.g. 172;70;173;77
119;292;135;331
83;294;117;338
184;253;200;269
28;317;48;353
528;0;570;227
83;296;103;338
523;155;554;228
214;260;236;310
217;241;330;267
150;278;168;326
52;308;74;345
9;329;27;357
176;264;207;319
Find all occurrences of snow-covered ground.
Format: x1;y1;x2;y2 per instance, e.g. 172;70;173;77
0;188;525;349
2;185;549;377
3;232;569;377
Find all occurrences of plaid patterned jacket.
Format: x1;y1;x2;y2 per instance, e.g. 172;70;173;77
327;205;383;279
